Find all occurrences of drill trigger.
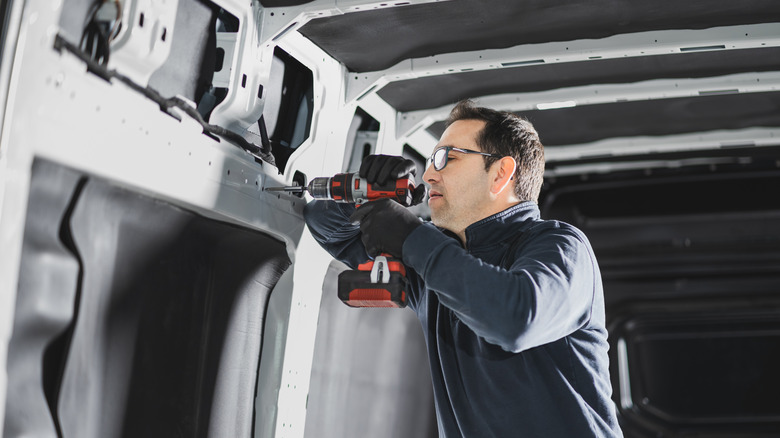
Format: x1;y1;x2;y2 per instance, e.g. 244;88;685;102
370;255;391;284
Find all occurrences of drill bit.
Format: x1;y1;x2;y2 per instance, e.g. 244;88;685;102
264;185;307;194
265;177;330;200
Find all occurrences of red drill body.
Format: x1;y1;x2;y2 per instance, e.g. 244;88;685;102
303;173;417;206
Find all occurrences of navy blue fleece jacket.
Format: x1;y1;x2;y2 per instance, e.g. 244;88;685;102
304;200;623;438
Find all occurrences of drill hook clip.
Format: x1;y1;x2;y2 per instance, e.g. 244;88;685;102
370;256;391;284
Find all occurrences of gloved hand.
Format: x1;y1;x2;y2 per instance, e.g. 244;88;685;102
349;198;422;258
360;154;415;185
360;154;427;205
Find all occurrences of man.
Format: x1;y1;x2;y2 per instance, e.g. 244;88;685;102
304;100;623;437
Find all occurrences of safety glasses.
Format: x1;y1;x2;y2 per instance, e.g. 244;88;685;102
428;146;503;171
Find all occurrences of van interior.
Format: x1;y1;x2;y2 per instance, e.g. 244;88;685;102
1;1;779;437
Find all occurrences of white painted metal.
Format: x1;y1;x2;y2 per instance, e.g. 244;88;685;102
209;0;275;135
108;0;178;86
0;2;302;435
544;127;780;176
256;25;433;437
346;22;780;102
256;0;453;44
391;70;780;165
474;71;780;114
0;0;40;431
254;28;435;436
356;91;407;156
617;338;633;411
255;29;362;438
212;32;237;88
0;0;25;139
395;71;780;138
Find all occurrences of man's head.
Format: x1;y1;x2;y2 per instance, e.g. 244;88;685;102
446;100;545;202
423;100;545;241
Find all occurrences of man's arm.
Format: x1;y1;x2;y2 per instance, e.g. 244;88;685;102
403;222;597;353
303;154;423;268
303;200;368;270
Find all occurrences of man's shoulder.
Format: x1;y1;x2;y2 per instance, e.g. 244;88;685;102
518;218;592;248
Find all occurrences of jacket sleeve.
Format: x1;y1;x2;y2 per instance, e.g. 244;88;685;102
303;200;369;270
403;222;597;353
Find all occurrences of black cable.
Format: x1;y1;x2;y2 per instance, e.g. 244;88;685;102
258;114;272;152
80;19;110;65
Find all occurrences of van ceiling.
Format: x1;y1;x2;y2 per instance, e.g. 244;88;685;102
427;91;780;147
377;47;780;113
297;0;780;162
298;0;779;73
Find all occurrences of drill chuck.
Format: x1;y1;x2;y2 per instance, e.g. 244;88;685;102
306;177;333;200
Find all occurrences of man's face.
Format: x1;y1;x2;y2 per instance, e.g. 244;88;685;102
423;119;494;238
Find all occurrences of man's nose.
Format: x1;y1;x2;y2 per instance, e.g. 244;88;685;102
422;162;437;183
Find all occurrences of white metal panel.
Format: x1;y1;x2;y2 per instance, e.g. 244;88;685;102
0;2;309;435
543;127;780;176
107;0;178;86
257;0;453;43
346;22;780;102
257;29;357;438
395;71;780;138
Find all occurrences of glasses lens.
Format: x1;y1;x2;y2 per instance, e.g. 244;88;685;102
433;148;448;170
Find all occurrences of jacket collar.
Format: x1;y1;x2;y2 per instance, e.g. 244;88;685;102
463;201;540;249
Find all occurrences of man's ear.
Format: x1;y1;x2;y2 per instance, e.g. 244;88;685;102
490;156;517;195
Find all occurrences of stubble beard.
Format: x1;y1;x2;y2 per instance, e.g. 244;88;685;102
429;202;459;234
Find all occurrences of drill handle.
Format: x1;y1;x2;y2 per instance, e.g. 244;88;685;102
362;175;418;206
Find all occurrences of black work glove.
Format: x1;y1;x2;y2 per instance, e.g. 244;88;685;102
349;198;422;258
360;154;427;205
360;154;415;185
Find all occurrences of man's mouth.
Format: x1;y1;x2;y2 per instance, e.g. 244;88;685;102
428;190;443;201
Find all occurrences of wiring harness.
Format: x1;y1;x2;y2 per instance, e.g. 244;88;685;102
63;1;275;166
80;0;122;66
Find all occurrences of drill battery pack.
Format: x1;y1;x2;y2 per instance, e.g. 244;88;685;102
337;255;409;308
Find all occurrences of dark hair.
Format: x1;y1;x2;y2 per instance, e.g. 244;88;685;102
445;99;545;203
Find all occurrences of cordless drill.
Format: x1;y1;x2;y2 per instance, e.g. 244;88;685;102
266;173;415;308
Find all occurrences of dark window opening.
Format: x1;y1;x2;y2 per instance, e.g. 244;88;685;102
214;47;225;71
614;312;780;430
343;107;379;173
0;0;12;65
216;8;239;32
260;47;314;173
542;164;780;223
